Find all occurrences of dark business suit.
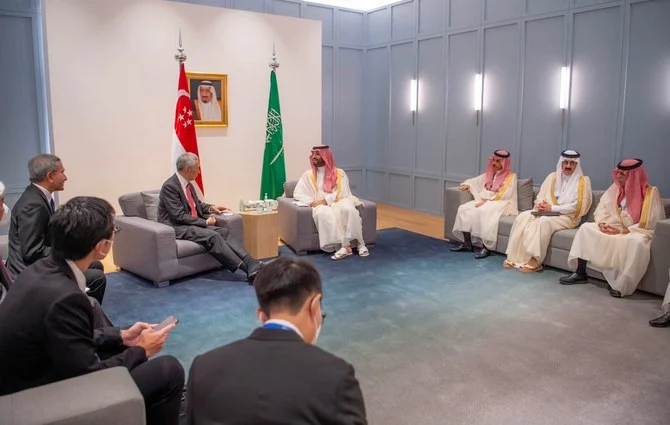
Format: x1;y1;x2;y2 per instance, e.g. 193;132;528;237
158;173;251;272
0;255;184;425
7;184;107;303
186;327;368;425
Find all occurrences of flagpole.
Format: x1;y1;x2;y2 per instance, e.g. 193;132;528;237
175;28;187;64
269;41;279;70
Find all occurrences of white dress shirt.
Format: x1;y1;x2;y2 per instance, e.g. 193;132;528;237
65;260;88;293
263;319;304;339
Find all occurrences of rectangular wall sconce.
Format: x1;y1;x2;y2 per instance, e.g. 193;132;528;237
473;74;483;111
559;66;570;109
410;79;418;112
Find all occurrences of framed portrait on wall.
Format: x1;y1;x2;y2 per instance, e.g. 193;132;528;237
186;72;228;128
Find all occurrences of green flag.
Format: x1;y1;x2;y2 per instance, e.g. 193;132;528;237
260;70;286;199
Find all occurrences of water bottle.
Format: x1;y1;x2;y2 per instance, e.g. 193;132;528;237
263;193;268;212
239;199;246;212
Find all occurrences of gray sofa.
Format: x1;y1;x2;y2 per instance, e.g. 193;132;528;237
444;182;670;296
278;181;378;254
0;367;145;425
114;190;244;287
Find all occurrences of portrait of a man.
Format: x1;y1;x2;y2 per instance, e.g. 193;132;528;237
186;73;228;127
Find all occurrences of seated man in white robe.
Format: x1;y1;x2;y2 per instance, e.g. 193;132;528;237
560;159;665;298
451;150;518;259
293;145;368;261
504;150;592;272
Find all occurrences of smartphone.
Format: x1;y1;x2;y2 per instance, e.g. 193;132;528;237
153;315;179;333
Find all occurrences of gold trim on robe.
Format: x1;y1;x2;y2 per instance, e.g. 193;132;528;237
310;168;344;202
639;185;655;229
549;173;559;206
573;176;586;221
492;173;516;201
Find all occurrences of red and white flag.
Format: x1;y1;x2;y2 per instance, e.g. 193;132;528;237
171;62;204;194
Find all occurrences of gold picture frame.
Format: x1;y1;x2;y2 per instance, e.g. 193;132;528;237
186;72;228;128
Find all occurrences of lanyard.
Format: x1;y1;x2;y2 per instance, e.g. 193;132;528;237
263;323;296;333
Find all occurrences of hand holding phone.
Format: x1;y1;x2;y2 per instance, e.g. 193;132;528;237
153;315;179;333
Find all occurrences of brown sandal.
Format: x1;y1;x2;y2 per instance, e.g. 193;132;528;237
503;260;515;269
519;263;543;273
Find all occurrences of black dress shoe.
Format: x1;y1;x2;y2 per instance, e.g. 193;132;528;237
246;260;263;285
608;286;622;298
559;273;588;285
474;248;490;259
450;244;474;253
649;312;670;328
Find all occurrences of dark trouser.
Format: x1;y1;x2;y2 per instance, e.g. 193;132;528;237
181;226;252;272
84;260;106;305
130;355;185;425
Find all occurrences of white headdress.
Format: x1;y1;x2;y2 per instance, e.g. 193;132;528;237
196;81;222;121
554;150;583;205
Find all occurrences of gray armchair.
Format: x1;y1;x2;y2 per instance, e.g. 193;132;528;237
0;367;145;425
113;190;244;287
278;181;377;255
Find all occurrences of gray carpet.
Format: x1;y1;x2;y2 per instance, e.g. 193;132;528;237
105;228;670;424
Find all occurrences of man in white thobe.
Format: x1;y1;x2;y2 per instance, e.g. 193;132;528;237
559;159;665;298
194;81;222;121
504;150;592;272
293;145;368;261
451;150;519;259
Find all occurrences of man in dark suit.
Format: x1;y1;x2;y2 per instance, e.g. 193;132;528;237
0;181;11;301
0;196;184;425
159;152;262;284
6;154;107;303
186;256;368;425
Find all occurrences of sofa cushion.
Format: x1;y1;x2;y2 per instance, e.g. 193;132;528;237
284;181;297;199
118;193;146;218
550;228;579;251
176;240;207;258
663;199;670;219
498;216;516;237
517;178;534;212
140;192;160;222
583;190;605;223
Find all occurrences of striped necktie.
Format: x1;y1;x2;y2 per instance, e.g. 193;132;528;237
49;197;55;213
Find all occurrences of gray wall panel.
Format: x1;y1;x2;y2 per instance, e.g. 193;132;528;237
338;10;364;46
0;15;40;191
392;1;415;41
568;6;622;190
621;0;670;196
389;173;413;207
344;169;364;196
367;8;391;45
450;0;482;29
571;0;620;9
270;0;301;17
481;24;520;171
445;31;479;178
0;0;36;13
525;0;569;15
414;176;441;214
303;4;334;45
336;48;364;167
418;0;446;35
366;170;387;201
485;0;523;23
519;16;565;182
389;42;416;171
322;46;334;149
229;0;264;13
363;47;390;170
416;36;445;175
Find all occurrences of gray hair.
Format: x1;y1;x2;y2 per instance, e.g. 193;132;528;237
0;181;5;198
176;152;199;171
28;154;61;183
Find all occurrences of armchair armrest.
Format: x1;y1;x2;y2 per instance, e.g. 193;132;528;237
213;214;244;243
0;367;145;425
644;219;670;295
444;187;474;241
113;216;178;284
277;197;316;248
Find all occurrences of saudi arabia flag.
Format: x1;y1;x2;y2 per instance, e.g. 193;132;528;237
260;70;286;199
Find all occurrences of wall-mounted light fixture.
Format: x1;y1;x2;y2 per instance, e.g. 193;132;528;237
474;73;483;126
559;66;570;109
410;79;418;124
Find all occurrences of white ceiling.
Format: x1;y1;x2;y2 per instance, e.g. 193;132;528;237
304;0;401;11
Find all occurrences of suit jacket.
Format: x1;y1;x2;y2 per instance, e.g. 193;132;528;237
7;184;53;276
158;173;213;238
186;327;367;425
0;255;146;395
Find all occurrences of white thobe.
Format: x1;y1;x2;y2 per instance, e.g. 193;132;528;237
568;184;665;296
293;168;363;252
506;173;592;266
452;172;519;249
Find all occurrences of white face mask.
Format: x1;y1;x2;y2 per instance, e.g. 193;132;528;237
0;203;9;226
312;318;322;345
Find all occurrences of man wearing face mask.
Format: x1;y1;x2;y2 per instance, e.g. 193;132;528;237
186;256;368;425
0;197;185;425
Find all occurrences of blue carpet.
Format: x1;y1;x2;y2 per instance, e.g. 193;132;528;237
104;228;670;425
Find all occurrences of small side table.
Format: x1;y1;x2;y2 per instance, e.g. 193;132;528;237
240;210;279;259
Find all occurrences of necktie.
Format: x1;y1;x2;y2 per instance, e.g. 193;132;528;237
49;197;55;213
185;183;198;218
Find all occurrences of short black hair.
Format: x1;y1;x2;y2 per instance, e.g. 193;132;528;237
254;257;322;315
48;196;115;261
